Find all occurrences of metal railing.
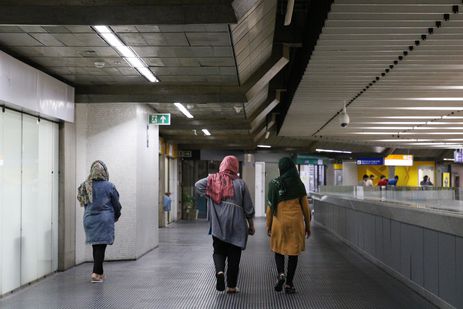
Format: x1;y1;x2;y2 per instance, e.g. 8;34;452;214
316;185;463;214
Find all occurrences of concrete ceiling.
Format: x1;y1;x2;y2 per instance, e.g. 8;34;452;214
280;0;463;151
0;0;302;150
0;24;237;85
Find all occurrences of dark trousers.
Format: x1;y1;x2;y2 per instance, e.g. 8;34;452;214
212;236;242;288
92;244;107;275
275;253;298;286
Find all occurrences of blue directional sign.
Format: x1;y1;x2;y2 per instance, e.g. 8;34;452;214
356;158;384;165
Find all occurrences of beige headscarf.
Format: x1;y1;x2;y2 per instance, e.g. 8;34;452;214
77;160;109;207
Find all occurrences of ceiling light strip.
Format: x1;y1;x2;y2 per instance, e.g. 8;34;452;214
174;103;194;119
202;129;211;136
315;148;352;154
93;25;158;83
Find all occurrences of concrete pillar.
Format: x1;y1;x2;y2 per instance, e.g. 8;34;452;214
388;166;395;179
242;153;256;205
342;161;358;186
159;154;166;228
326;164;335;186
58;121;76;271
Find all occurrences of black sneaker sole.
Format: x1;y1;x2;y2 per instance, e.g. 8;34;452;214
274;276;285;292
285;286;296;294
216;273;225;291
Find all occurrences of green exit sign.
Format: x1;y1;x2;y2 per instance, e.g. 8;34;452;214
149;113;171;125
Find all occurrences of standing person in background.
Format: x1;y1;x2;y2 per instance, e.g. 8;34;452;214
267;157;311;294
420;175;433;187
195;155;255;294
77;160;122;283
377;175;388;187
163;192;172;224
369;175;375;186
388;175;399;186
362;174;372;187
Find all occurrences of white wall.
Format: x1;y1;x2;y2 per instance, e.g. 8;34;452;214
135;106;158;257
75;103;159;263
0;50;74;122
342;161;358;186
254;162;266;217
169;158;179;222
326;164;335;186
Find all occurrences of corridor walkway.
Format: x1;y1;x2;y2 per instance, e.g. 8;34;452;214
0;219;436;309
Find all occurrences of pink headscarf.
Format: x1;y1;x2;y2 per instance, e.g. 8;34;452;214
206;156;239;204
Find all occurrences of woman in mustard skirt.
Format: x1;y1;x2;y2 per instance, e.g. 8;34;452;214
266;157;311;294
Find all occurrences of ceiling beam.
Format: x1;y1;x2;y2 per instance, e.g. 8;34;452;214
0;1;237;25
250;99;279;133
75;85;246;104
254;119;276;142
244;56;289;100
160;119;250;130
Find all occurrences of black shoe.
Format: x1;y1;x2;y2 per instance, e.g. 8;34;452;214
216;272;225;291
274;274;286;292
285;285;296;294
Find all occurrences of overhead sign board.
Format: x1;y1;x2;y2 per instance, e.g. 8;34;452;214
178;150;192;158
298;159;324;165
149;113;171;125
356;158;384;165
454;149;463;163
295;155;325;165
384;154;413;166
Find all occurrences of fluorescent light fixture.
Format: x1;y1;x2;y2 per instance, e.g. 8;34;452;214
379;116;441;119
99;32;124;47
408;97;463;101
94;25;111;33
351;126;463;130
115;45;136;58
444;158;455;161
316;148;352;154
431;86;463;90
392;107;463;111
349;132;463;135
265;131;270;139
374;139;463;143
174;103;194;118
442;116;463;119
137;67;158;83
125;57;145;68
257;145;272;148
357;122;427;125
202;129;211;136
93;25;158;83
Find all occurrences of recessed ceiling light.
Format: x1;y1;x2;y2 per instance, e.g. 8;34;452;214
316;148;351;154
93;25;158;83
407;97;463;101
125;57;145;68
257;145;272;148
174;102;194;119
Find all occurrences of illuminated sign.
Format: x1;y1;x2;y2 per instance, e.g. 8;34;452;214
356;158;384;165
454;149;463;163
384;154;413;166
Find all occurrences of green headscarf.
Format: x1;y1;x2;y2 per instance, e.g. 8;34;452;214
77;160;109;207
268;157;307;214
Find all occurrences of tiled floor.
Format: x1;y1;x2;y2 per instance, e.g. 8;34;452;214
0;219;436;308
